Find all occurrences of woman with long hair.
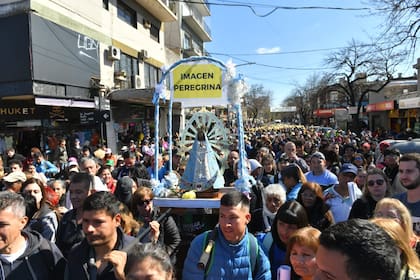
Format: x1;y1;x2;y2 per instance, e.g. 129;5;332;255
281;164;307;201
349;168;391;219
374;198;420;256
296;182;334;231
286;227;321;280
372;218;420;279
258;200;309;279
21;177;59;242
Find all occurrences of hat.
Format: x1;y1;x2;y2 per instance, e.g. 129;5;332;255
115;176;134;205
311;152;326;161
340;163;358;175
278;153;289;162
68;161;78;167
362;142;371;149
249;159;262;172
105;148;112;154
379;142;391;149
3;171;27;183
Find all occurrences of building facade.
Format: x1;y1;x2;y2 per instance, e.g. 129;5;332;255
0;0;211;156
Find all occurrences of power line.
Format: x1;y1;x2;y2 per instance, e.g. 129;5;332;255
175;0;372;17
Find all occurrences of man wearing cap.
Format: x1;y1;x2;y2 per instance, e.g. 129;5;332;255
305;152;339;191
375;141;390;168
323;163;362;222
2;171;27;193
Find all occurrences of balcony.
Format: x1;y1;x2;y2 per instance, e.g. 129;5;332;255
193;0;211;16
183;14;211;42
135;0;177;22
183;46;202;57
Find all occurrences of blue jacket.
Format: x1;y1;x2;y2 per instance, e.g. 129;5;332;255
182;227;271;280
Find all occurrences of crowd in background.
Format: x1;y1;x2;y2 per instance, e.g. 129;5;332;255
0;124;420;279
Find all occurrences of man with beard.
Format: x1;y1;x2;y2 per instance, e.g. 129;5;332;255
64;191;134;280
394;153;420;235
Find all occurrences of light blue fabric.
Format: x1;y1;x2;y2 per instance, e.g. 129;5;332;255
183;228;271;280
305;170;338;188
286;182;302;201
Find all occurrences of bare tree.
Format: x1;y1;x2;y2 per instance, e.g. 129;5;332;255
283;73;333;125
325;39;405;130
243;84;272;124
369;0;420;53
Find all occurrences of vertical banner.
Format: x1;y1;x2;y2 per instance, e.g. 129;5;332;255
171;63;226;107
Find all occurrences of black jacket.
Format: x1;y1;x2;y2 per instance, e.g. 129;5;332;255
136;209;181;263
64;227;135;280
0;230;66;280
56;209;84;258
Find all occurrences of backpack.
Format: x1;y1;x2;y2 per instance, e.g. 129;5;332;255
201;228;259;278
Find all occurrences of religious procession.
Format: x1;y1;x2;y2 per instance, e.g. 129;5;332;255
1;54;420;280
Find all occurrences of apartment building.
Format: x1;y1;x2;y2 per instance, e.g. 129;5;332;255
0;0;211;155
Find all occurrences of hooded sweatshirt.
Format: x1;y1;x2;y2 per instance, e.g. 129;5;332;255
0;230;66;279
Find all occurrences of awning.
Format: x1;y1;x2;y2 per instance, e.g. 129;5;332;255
35;97;95;108
365;100;395;112
108;88;155;105
314;109;334;118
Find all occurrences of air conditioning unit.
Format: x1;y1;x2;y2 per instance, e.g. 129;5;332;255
133;75;142;89
108;46;121;61
139;49;149;61
114;71;126;81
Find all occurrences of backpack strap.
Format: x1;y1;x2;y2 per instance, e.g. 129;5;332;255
248;234;259;279
198;228;218;276
262;232;273;252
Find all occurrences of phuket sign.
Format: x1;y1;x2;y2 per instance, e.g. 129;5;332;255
171;63;226;107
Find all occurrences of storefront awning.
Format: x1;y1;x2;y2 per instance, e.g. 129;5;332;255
35;97;95;108
313;109;334;118
365;100;395;112
108;88;155;105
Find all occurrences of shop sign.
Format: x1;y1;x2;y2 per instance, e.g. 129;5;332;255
0;106;36;116
171;63;224;107
313;109;334;118
366;100;394;112
80;111;96;125
399;97;420;109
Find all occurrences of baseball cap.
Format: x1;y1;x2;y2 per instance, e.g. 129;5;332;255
340;163;358;175
105;148;112;154
3;171;27;183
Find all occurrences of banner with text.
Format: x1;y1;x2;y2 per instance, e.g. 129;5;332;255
171;63;225;107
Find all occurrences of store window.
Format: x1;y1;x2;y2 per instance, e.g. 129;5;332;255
115;53;139;89
144;63;162;88
117;0;137;28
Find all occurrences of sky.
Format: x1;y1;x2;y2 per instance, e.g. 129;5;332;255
204;0;420;109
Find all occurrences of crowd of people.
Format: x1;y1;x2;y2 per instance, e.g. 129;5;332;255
0;125;419;279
